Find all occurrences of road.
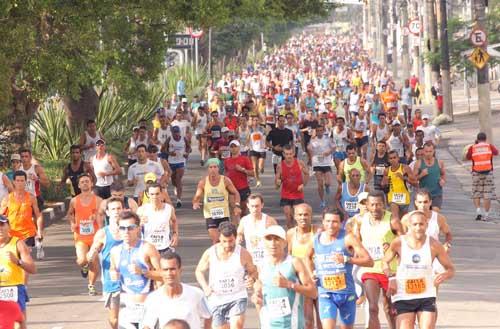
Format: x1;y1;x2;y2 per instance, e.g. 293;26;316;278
26;134;500;329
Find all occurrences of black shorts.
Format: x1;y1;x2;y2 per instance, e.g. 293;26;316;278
36;195;44;210
394;297;437;315
249;150;266;159
313;166;332;173
24;236;36;248
95;185;111;199
280;198;305;207
355;135;369;148
431;195;443;209
206;217;230;230
238;187;251;202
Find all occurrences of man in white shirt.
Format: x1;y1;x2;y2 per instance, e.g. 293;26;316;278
142;252;211;329
127;144;164;200
419;114;441;145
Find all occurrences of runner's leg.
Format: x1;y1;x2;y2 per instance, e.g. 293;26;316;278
396;313;417;329
364;279;382;329
416;311;436;329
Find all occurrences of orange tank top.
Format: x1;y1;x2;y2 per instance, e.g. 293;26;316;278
6;192;36;239
74;194;98;244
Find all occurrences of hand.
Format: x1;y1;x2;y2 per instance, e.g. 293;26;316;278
193;202;201;210
395;172;404;180
110;268;120;281
235;164;244;172
97;171;106;178
171;151;177;156
4;251;18;265
273;273;290;288
420;168;428;177
233;206;242;217
297;184;304;192
128;263;143;276
275;179;282;189
170;232;179;247
203;286;213;297
332;253;345;264
87;249;97;262
245;275;255;289
439;178;445;187
434;272;448;287
251;290;263;307
387;278;397;296
29;173;38;181
383;242;390;252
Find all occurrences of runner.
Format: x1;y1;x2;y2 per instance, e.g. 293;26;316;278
80;119;104;161
5;154;22;181
286;203;322;329
66;174;102;295
305;208;373;329
19;148;49;210
266;115;294;173
356;191;403;329
195;222;258;329
126;126;150;167
331;117;354;172
0;168;13;204
413;143;446;212
109;211;161;329
87;197;124;329
262;95;278;130
192;105;209;165
224;140;254;216
207;110;224;157
127;144;165;202
387;120;411;164
236;115;251;156
299;109;319;165
400;79;413;123
352;108;369;159
336;168;368;220
419;115;441;145
371;141;390;194
371;113;389;147
465;132;499;221
90;139;122;199
338;145;371;185
382;151;415;220
249;115;267;187
98;181;139;226
308;125;335;208
192;158;242;244
59;145;94;196
166;126;191;208
383;211;455;329
146;144;172;186
275;145;309;229
137;183;178;256
252;225;317;329
285;113;301;156
152;113;171;159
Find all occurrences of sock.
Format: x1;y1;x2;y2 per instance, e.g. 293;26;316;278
484;211;489;217
476;208;481;215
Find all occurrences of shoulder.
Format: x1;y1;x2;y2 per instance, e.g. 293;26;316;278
183;283;205;300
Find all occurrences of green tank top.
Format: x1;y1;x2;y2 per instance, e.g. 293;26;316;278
344;156;366;183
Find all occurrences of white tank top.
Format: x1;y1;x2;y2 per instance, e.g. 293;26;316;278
311;137;332;167
332;127;348;152
354;117;368;137
167;137;186;165
265;106;276;124
425;211;446;274
83;131;101;161
250;128;266;152
241;214;268;267
393;235;436;301
388;133;405;157
92;154;114;187
0;172;8;202
156;127;170;146
195;114;208;135
141;203;173;251
208;244;247;306
375;124;389;142
22;164;38;196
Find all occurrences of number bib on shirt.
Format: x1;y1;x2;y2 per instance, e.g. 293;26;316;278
212;131;221;139
267;296;292;318
367;245;384;261
317;155;325;163
375;166;386;176
125;301;145;323
210;207;225;219
344;201;358;213
214;277;236;294
272;153;282;164
392;193;406;204
221;150;230;159
79;220;94;235
0;286;18;302
149;231;168;247
322;273;347;291
405;278;426;294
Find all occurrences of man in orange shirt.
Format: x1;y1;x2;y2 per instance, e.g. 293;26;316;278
67;173;103;295
380;84;399;112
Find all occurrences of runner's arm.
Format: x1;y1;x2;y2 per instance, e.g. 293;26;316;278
382;238;401;277
169;209;179;247
192;179;205;209
0;193;7;213
345;233;374;267
224;177;241;206
87;229;105;262
439;160;446;185
337;160;345;183
304;243;316;276
83;162;97;184
381;167;389;186
128;197;139;212
299;160;309;186
390;213;404;235
36;165;50;188
241;248;258;281
59;166;70;189
108;155;123;176
292;257;318;299
195;249;211;295
79;132;88;150
16;239;36;274
438;214;452;248
403;165;417;185
361;158;372;184
95;197;103;228
31;195;43;238
432;238;455;285
143;243;162;281
67;198;76;232
236;221;245;245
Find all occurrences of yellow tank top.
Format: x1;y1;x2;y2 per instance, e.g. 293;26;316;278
291;228;314;259
203;176;230;219
388;164;410;205
0;237;25;286
360;211;397;274
7;192;36;239
344;156;366;183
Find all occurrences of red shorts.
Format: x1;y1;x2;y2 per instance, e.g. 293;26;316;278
362;272;389;291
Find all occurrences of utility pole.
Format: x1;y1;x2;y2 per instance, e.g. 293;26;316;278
381;0;388;66
411;0;421;79
473;0;493;141
423;0;435;104
401;0;411;80
391;0;398;79
439;0;453;120
375;0;382;61
370;0;379;60
208;27;212;79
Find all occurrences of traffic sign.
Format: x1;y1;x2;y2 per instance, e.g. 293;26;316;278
191;29;204;38
408;19;421;35
170;34;194;49
470;28;487;47
469;47;490;70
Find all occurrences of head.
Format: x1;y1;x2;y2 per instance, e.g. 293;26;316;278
171;126;181;140
110;181;126;200
346;144;357;161
357;192;368;215
118;211;141;246
407;211;428;240
229;140;240;156
388;150;400;166
322;209;344;236
348;168;361;185
277;115;286;129
264;226;287;258
106;197;124;225
70;145;82;161
422;116;430;126
136;144;148;162
306;109;314;119
336;117;345;128
159;251;183;286
366;191;386;219
10;154;21;170
95;139;106;152
414;189;432;212
19;148;32;166
247;193;264;216
147;144;159;160
423;142;435;160
13;171;27;191
392;122;401;134
211;111;219;121
294;203;313;228
286;114;294;125
283;145;295;162
147;183;162;204
315;125;325;138
415;147;424;160
86;120;97;133
163;319;190;329
414;109;422;118
206;158;221;177
77;174;93;193
251;115;259;127
218;222;237;253
376;141;387;153
477;132;487;142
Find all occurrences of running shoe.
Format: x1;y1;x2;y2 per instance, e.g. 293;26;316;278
320;201;326;209
81;264;89;279
200;160;205;166
255;180;262;188
475;214;482;221
88;284;97;296
176;200;182;208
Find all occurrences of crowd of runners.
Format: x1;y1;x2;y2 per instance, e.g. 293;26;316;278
1;29;498;329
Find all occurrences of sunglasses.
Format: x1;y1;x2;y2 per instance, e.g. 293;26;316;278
119;224;138;231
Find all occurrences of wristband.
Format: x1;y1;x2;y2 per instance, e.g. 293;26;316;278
388;276;397;281
343;255;351;263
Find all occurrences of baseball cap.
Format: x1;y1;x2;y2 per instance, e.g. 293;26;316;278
264;225;287;240
0;215;9;224
392;120;401;126
221;127;230;133
229;140;240;147
144;172;157;183
358;191;369;203
182;98;188;103
10;154;21;161
171;126;181;133
325;99;332;104
422;114;430;120
96;138;105;145
133;126;140;131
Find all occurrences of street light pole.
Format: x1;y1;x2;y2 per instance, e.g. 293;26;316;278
439;0;453;120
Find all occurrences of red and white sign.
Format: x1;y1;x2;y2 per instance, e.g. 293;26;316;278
190;29;204;39
402;26;410;36
470;28;487;47
408;19;421;35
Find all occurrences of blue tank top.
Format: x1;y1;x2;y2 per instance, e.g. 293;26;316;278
370;102;382;124
419;158;442;197
261;256;304;329
118;240;151;294
340;182;365;218
100;226;122;293
313;230;355;295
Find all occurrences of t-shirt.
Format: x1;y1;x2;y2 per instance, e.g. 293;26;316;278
266;128;294;155
142;283;211;329
0;301;24;329
127;160;164;197
224;156;254;190
300;119;319;140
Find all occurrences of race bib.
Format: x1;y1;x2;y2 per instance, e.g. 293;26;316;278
271;153;282;164
267;296;292;318
149;231;168;247
25;180;35;194
405;278;426;294
212;131;221;139
0;286;18;302
221;150;230;159
210;207;225;219
344;201;358;213
79;220;94;236
214;277;236;295
251;248;265;263
367;245;384;261
317;155;325;163
126;302;145;323
322;273;347;291
392;193;406;204
375;166;386;176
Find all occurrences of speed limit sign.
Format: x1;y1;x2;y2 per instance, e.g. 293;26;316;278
470;28;487;47
408;19;421;36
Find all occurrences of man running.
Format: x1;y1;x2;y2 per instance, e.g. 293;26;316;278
90;139;122;199
371;141;390;194
419;114;441;145
266;115;294;173
305;209;373;329
87;197;124;329
386;121;411;164
19;148;49;210
249;115;267;187
142;252;211;329
331;117;354;172
275;145;309;229
67;174;102;295
195;222;258;329
413;143;445;211
0;215;36;319
127;144;165;202
80;119;104;161
138;183;178;256
224;140;254;216
338;145;371;185
382;151;415;220
193;158;242;244
336;168;368;221
383;211;455;329
308;125;335;208
166;126;191;208
252;225;317;329
192;105;209;165
59;145;94;196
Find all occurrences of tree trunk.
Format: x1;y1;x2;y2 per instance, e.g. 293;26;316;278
380;0;388;66
401;0;411;80
62;86;99;130
439;0;453;121
391;0;398;80
411;0;421;79
423;0;434;104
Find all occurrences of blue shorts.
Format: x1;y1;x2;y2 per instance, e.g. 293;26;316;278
333;152;347;161
210;298;247;326
318;292;356;325
169;162;185;171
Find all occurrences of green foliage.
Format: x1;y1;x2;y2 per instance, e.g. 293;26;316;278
159;65;209;99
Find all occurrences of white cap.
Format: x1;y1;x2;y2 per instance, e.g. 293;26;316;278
229;140;240;147
264;225;287;240
392;119;401;126
358;191;369;202
181;97;188;103
422;114;430;120
221;127;230;133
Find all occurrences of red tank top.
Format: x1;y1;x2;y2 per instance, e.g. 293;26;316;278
281;159;304;200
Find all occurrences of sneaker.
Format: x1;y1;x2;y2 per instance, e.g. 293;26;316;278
88;284;97;296
176;200;182;208
475;214;482;221
320;201;326;209
81;265;89;279
255;180;262;188
200;160;205;166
